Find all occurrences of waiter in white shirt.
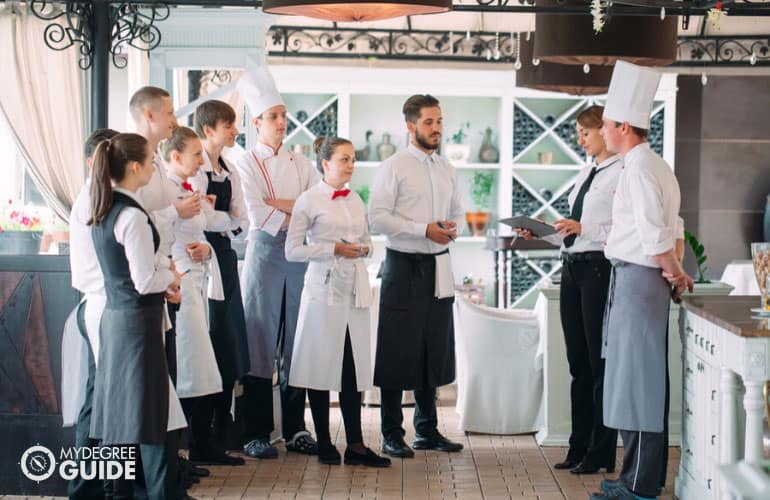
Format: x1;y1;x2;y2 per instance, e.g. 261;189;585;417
369;95;464;458
591;61;692;500
235;67;320;459
64;128;118;500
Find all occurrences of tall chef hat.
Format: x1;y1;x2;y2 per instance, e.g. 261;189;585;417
237;66;284;117
603;60;661;129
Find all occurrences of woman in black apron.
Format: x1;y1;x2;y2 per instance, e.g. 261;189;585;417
88;133;182;499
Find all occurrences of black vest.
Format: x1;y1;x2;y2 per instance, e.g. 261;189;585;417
91;191;164;309
203;160;240;250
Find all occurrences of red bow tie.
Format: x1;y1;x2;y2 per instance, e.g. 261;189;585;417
181;182;193;192
331;189;350;200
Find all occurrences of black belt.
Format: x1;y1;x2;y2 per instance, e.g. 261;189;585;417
561;251;607;264
386;247;448;262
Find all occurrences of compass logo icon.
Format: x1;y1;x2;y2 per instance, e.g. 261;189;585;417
20;445;57;482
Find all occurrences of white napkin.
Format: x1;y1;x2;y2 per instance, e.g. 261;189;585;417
205;244;225;301
61;302;88;427
434;253;455;299
354;260;372;308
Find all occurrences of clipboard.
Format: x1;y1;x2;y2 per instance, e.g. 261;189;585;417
499;216;557;238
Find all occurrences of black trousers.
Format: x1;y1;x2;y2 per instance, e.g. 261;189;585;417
68;302;106;499
559;257;617;466
307;332;363;447
181;394;218;454
241;290;307;442
164;302;183;499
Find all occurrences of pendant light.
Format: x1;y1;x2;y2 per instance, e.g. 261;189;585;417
262;0;452;22
533;0;677;67
516;33;613;95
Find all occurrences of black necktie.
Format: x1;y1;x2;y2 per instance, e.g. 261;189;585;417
564;166;599;248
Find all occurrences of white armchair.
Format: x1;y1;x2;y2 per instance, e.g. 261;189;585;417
453;296;542;434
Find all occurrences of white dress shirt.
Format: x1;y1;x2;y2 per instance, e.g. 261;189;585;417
561;154;623;254
285;181;372;263
369;143;464;254
188;150;249;234
137;154;178;257
112;188;175;294
235;142;319;238
166;173;231;263
70;181;103;295
604;143;683;268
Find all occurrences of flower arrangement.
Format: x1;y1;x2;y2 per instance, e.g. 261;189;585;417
591;0;607;33
0;200;44;232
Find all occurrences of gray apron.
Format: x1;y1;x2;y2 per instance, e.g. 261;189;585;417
241;230;307;379
602;259;670;433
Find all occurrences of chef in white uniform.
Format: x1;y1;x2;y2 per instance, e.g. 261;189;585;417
285;136;390;468
234;67;320;459
63;128;118;500
591;61;692;500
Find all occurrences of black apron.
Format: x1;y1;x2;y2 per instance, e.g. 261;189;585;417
90;192;169;445
203;164;250;385
373;248;456;390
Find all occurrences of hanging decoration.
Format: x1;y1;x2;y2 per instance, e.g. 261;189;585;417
262;0;452;22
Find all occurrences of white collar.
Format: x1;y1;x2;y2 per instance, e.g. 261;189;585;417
407;142;437;165
253;141;283;160
113;187;145;207
595;153;622;171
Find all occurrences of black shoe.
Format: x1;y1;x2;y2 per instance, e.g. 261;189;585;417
570;460;615;474
179;457;210;478
412;432;464;452
553;450;584;470
189;447;245;466
344;447;391;468
243;438;279;459
381;436;415;458
285;431;319;455
317;443;341;465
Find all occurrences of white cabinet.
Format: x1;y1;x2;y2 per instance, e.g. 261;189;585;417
676;297;770;500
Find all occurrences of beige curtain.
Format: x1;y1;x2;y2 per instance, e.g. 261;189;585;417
0;3;86;221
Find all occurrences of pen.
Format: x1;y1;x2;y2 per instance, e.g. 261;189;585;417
182;269;191;275
340;238;351;244
437;222;455;241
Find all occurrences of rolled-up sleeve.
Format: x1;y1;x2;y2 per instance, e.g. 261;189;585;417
628;169;675;256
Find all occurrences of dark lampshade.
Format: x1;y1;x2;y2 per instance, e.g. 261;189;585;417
533;0;677;67
516;33;613;95
262;0;452;22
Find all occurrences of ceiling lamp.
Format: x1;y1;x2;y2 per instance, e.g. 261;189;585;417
516;33;612;95
262;0;452;22
533;0;677;66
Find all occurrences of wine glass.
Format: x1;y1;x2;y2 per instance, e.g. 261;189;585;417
751;242;770;312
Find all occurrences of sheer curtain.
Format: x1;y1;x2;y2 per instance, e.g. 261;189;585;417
0;3;86;221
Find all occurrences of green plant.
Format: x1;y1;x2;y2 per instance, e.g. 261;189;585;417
355;185;370;206
471;171;495;211
684;230;710;283
450;122;470;144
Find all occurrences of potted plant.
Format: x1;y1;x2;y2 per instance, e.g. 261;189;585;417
466;171;495;237
354;185;370;206
0;200;44;254
444;122;471;164
681;230;734;296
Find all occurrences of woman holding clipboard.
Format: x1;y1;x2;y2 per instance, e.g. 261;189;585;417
518;106;622;474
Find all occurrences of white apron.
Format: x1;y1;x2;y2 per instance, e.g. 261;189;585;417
175;255;224;399
289;258;373;392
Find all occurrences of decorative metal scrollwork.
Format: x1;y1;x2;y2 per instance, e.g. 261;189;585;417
677;36;770;66
29;0;169;70
268;26;517;62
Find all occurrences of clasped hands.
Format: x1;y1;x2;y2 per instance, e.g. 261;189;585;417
426;220;457;245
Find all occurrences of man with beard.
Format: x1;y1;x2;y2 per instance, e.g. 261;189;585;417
369;94;465;458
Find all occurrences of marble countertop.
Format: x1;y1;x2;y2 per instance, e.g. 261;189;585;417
682;296;770;338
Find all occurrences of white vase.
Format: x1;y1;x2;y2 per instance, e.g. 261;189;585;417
445;143;470;164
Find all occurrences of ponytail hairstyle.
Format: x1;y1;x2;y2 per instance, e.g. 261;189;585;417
88;133;149;226
160;126;199;163
313;136;353;175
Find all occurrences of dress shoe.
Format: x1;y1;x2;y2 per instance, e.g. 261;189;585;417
243;439;279;459
413;432;464;452
285;431;319;455
570;460;615;474
381;436;415;458
189;446;245;466
589;484;656;499
553;459;581;470
179;457;210;478
344;447;391;468
317;443;341;465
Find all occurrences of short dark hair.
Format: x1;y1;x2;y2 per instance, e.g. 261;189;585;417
194;100;236;138
129;86;170;123
84;128;119;159
402;94;440;123
613;121;649;139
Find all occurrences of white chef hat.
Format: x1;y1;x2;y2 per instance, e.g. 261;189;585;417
237;67;284;117
603;60;661;129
